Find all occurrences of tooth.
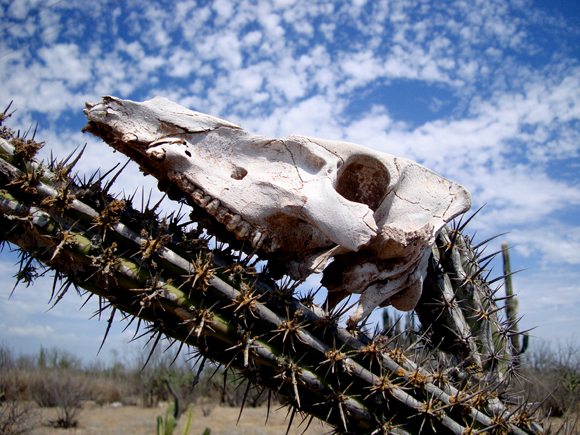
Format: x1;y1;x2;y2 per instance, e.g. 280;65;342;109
251;230;267;249
215;206;228;221
224;214;242;231
147;147;166;162
198;195;211;207
191;189;204;203
122;133;139;142
206;199;220;216
235;222;251;239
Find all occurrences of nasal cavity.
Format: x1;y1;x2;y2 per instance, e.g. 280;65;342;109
335;156;389;211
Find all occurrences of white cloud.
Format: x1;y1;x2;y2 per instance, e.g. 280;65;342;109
37;44;92;86
179;6;213;40
117;39;145;61
243;94;344;139
292;20;314;37
319;22;335;41
213;0;235;21
6;0;42;20
8;324;53;338
508;225;580;265
243;30;262;46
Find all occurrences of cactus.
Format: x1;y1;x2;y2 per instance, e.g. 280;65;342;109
158;403;176;435
501;242;529;359
157;403;203;435
0;108;543;434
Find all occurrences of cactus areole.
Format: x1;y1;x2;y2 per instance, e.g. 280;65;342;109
82;96;472;325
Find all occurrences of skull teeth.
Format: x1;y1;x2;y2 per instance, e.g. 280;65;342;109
224;214;242;230
191;189;204;203
235;221;251;239
206;199;220;216
215;206;228;221
187;185;276;252
199;195;211;207
251;230;267;249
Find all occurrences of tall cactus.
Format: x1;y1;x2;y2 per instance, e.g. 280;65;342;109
0;109;542;434
501;242;529;359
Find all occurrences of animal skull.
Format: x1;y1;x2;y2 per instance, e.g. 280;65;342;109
83;96;471;324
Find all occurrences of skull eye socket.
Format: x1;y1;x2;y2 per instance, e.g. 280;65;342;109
336;156;389;211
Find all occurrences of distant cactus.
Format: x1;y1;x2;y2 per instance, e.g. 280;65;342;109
157;403;204;435
501;241;529;358
0;106;543;434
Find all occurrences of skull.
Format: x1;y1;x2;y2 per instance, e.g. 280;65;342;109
83;96;471;324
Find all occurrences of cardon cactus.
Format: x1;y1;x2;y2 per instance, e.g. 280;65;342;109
0;105;542;434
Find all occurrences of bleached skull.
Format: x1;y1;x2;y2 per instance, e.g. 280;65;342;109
83;96;471;324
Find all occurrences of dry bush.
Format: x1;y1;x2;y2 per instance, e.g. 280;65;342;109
0;399;36;435
82;361;140;406
522;339;580;420
29;369;89;428
0;347;36;434
85;375;135;405
0;367;30;404
0;347;35;402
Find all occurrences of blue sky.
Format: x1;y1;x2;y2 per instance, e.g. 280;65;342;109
1;0;579;364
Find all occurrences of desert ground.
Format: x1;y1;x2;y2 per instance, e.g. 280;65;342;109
28;402;331;435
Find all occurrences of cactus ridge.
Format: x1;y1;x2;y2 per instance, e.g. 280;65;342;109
0;110;543;434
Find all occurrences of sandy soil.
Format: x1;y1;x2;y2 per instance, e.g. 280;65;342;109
28;402;331;435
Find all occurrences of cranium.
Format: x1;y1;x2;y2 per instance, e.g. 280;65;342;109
83;96;471;324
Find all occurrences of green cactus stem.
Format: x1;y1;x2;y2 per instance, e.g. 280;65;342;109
501;242;529;358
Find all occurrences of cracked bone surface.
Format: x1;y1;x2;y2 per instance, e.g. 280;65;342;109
83;96;472;324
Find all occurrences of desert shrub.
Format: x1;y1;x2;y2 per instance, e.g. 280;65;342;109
86;375;135;405
0;372;30;404
0;347;35;402
30;369;88;428
522;339;580;418
0;399;36;435
0;369;27;403
82;360;139;405
0;347;35;435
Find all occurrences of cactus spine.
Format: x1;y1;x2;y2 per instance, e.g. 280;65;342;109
0;110;542;434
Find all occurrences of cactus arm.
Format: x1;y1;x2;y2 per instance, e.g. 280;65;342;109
157;416;164;435
164;403;176;435
180;404;194;435
502;241;529;357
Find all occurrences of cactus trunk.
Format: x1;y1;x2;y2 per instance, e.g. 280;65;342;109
0;113;542;434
